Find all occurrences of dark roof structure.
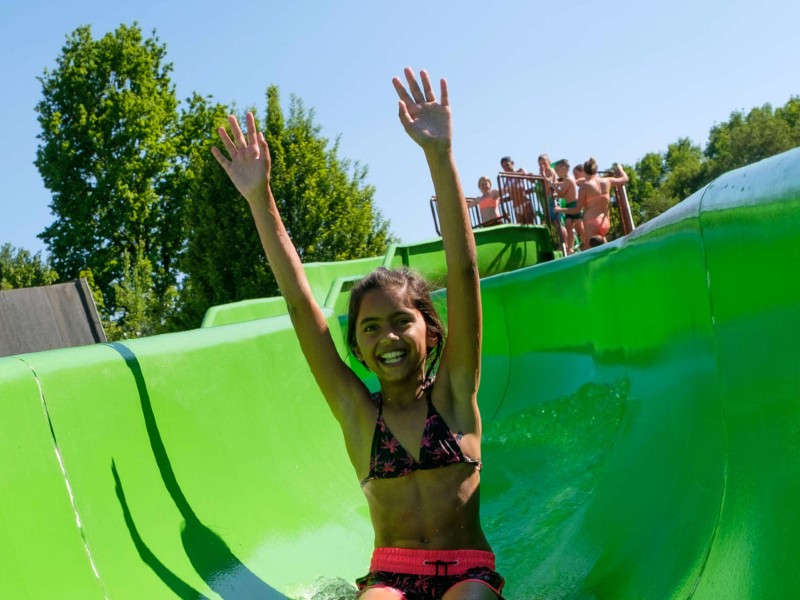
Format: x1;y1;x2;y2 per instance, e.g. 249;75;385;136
0;278;106;358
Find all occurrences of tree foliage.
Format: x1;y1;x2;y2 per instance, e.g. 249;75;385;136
266;88;391;263
111;242;170;339
34;23;180;328
167;94;268;330
705;100;800;178
0;244;58;290
35;23;392;334
626;96;800;225
173;86;393;328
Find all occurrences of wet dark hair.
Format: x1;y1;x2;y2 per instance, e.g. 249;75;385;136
347;267;445;379
583;157;598;176
555;158;570;169
589;235;606;247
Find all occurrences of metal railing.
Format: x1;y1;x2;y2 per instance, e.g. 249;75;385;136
428;171;635;249
497;173;567;252
428;196;512;235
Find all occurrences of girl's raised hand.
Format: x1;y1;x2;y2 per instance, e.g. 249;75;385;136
211;112;271;203
392;67;451;151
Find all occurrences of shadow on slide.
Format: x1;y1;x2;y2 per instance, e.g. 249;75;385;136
109;342;288;599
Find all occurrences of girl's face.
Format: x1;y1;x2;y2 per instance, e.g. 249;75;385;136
555;164;567;178
354;287;435;383
478;178;491;194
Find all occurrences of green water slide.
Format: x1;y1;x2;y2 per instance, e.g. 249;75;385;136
1;149;798;598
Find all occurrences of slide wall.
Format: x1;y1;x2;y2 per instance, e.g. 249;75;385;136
0;149;798;598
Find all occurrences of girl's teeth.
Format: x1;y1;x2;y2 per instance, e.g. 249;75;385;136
381;351;404;364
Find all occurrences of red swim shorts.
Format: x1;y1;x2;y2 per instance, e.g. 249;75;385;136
356;547;505;599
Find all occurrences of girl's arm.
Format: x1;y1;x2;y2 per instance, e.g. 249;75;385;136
211;113;364;423
605;164;629;187
392;68;481;403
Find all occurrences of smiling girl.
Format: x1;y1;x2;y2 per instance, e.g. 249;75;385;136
212;67;503;600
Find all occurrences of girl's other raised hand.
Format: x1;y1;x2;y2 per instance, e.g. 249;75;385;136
392;67;452;152
211;112;271;203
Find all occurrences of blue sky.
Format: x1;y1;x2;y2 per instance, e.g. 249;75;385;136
2;0;798;256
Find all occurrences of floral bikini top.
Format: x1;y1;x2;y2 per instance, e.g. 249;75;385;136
360;384;482;487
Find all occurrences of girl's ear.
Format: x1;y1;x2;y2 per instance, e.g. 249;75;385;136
352;347;371;371
426;332;438;350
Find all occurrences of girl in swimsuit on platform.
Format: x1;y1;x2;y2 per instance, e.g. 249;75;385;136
467;176;503;226
578;157;629;248
212;68;503;600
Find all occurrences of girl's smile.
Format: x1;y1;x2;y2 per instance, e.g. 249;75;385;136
379;350;406;365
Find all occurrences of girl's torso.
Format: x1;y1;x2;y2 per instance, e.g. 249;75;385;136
476;193;501;221
343;381;489;550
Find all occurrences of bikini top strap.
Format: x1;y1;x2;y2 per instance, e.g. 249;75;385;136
423;377;436;406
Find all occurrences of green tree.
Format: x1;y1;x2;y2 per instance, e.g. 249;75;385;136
112;242;171;339
627;95;800;225
166;94;265;330
173;86;393;328
626;152;665;224
776;97;800;140
267;88;391;262
661;138;705;203
34;23;180;329
0;244;58;290
628;140;703;224
705;103;795;179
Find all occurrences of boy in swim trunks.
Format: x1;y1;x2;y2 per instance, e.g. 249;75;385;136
539;154;567;248
551;158;583;254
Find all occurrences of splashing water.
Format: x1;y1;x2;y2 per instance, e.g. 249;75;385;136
481;379;630;598
288;576;357;600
